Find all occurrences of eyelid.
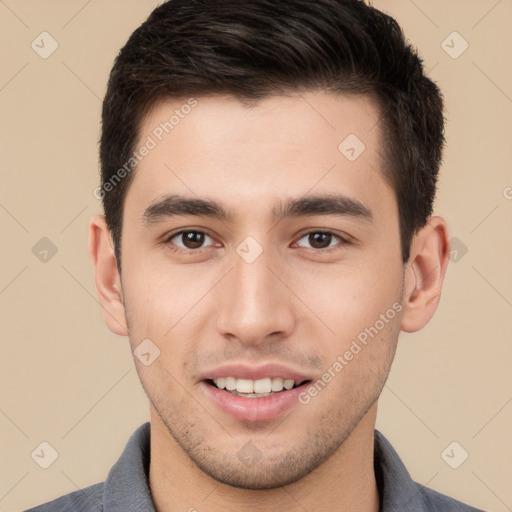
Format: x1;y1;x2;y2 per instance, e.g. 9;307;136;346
164;228;220;253
292;229;349;250
293;228;351;243
164;227;214;241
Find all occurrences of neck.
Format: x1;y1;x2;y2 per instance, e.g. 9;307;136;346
149;404;380;512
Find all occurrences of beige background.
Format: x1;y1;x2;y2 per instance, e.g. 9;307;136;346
1;1;511;511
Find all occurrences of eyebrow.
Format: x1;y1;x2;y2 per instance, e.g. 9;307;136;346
141;193;374;225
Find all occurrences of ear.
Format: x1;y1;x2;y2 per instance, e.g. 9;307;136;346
88;214;128;336
400;216;450;333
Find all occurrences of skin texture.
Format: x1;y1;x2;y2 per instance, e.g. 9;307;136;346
89;92;450;512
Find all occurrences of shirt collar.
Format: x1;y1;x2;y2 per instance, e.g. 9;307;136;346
103;422;155;512
374;429;429;511
103;422;427;512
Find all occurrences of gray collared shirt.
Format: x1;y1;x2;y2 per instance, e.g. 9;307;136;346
24;422;485;511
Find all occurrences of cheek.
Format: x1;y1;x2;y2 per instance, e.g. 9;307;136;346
122;261;218;379
122;256;207;331
294;257;403;340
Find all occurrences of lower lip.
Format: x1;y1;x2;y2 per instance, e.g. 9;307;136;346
201;381;310;422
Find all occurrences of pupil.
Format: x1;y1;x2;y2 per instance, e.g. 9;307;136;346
309;232;331;249
184;231;204;249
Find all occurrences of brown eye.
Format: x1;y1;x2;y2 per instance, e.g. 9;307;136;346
295;231;343;250
169;230;212;250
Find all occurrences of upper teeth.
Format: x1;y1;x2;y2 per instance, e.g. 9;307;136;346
212;377;302;393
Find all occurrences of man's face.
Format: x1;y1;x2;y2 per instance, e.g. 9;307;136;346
119;92;405;488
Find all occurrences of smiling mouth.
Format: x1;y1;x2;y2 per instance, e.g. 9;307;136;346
205;377;311;398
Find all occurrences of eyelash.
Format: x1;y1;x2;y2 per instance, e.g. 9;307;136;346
163;229;350;255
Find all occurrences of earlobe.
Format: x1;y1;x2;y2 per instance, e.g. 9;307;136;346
400;216;450;333
88;214;129;336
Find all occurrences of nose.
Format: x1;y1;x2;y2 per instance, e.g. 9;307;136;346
215;247;296;347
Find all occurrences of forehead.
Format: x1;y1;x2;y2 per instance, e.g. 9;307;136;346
125;92;393;223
